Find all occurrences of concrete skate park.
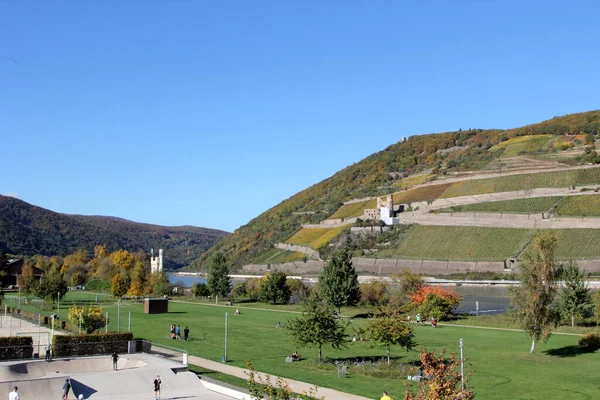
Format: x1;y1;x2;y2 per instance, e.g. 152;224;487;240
0;353;237;400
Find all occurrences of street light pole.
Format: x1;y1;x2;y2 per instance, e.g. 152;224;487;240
18;287;21;310
459;338;465;392
57;292;60;320
224;312;228;362
117;299;121;333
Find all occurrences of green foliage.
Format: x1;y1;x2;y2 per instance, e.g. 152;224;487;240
419;294;457;321
85;278;111;291
365;304;415;365
359;280;390;306
0;195;228;269
53;332;133;357
145;271;173;297
259;271;291;305
18;263;37;292
509;233;561;353
111;274;128;298
319;249;360;311
391;269;424;301
578;332;600;350
559;262;592;327
68;304;107;333
556;195;600;216
286;279;311;304
207;252;231;298
0;336;33;360
489;134;555;157
287;297;349;364
192;282;211;297
33;265;68;301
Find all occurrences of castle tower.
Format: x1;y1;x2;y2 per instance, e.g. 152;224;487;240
150;248;164;273
386;195;394;217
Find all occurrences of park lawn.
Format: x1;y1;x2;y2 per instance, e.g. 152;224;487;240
556;194;600;217
5;294;600;399
438;196;562;214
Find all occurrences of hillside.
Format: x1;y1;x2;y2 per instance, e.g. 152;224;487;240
0;196;228;269
193;110;600;270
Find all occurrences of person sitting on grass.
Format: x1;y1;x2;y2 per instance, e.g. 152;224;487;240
235;308;240;315
292;351;301;361
275;322;281;328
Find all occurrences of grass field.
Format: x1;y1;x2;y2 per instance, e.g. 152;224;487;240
438;196;562;214
252;248;306;264
556;194;600;217
489;134;556;157
287;226;348;249
328;199;376;219
6;293;600;400
377;226;534;261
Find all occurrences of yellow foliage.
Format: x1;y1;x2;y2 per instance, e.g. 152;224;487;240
110;249;135;271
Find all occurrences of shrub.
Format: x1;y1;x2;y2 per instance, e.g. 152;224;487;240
409;286;462;320
68;304;107;333
86;278;111;291
0;336;33;360
360;280;390;305
578;332;600;350
53;332;133;357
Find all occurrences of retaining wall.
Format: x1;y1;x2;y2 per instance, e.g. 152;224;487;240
274;243;320;260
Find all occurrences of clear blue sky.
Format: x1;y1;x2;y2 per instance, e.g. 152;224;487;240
1;1;599;233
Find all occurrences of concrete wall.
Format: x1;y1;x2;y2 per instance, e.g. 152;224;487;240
446;212;546;220
242;258;600;276
274;243;320;260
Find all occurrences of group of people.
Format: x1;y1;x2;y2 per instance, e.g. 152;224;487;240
412;313;437;327
170;324;190;340
291;351;301;361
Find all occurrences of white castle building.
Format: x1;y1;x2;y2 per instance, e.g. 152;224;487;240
150;248;163;273
363;195;401;225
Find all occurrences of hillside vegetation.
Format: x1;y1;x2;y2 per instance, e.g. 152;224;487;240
194;110;600;270
0;196;228;269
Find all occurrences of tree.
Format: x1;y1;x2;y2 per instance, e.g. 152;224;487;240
192;282;211;297
360;280;390;306
593;290;600;326
287;296;348;363
392;269;424;299
404;348;475;400
127;261;146;297
18;263;37;293
71;272;85;287
509;233;560;353
560;262;592;327
208;252;231;300
111;274;128;298
319;249;360;312
409;286;462;321
259;271;291;305
68;304;107;333
145;271;173;296
34;265;68;302
110;249;135;271
365;304;416;365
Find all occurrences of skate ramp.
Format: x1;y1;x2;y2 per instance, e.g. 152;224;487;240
0;357;147;381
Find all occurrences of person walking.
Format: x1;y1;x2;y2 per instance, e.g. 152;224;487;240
175;325;181;340
45;343;53;361
9;386;20;400
62;378;71;400
153;375;162;400
184;326;189;341
381;391;392;400
111;351;119;370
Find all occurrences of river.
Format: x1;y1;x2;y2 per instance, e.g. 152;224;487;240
167;273;511;315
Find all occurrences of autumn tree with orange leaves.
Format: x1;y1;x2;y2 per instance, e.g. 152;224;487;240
409;286;462;321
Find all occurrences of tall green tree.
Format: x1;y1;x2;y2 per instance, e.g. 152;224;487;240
509;233;560;353
365;304;415;365
319;249;360;313
287;296;349;363
34;265;68;302
111;274;128;298
208;252;231;300
560;262;592;327
259;271;291;304
18;263;37;293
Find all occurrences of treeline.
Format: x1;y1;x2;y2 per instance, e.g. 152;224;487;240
18;245;172;300
0;195;228;269
195;111;600;270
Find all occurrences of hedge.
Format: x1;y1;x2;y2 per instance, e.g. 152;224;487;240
0;336;33;360
53;332;133;357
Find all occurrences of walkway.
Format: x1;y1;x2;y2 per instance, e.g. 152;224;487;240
187;354;371;400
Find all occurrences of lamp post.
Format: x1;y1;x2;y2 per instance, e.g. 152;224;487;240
223;312;228;362
18;286;21;310
459;338;465;392
57;292;60;320
117;299;121;333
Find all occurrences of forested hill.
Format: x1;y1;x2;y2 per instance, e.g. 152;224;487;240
0;196;229;269
193;110;600;270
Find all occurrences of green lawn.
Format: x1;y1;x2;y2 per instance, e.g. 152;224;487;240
6;293;600;399
438;196;562;214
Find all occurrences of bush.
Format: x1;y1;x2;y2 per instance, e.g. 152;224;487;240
0;336;33;360
85;278;111;291
53;332;133;357
578;332;600;350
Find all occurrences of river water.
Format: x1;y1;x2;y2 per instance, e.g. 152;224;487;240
167;273;511;315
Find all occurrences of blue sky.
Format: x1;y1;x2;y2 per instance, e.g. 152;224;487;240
1;1;599;233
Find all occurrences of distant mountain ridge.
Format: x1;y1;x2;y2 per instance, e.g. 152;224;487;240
0;196;229;269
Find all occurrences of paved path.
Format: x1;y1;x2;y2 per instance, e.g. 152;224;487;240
187;354;371;400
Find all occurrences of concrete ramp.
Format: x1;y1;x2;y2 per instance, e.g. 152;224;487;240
0;376;66;399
